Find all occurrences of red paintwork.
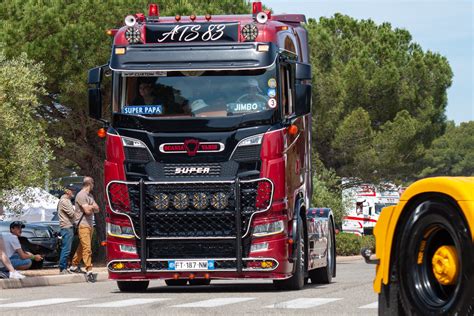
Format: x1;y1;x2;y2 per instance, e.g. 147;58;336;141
112;13;308;63
104;6;313;281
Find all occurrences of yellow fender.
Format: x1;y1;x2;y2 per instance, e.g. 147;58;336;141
373;177;474;293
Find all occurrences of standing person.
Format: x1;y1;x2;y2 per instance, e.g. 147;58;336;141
0;235;25;279
69;176;99;282
1;222;43;270
57;184;77;274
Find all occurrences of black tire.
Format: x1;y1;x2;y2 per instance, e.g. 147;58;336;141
379;282;404;316
396;199;473;315
273;218;305;291
309;218;335;284
117;281;149;292
165;279;188;286
189;279;211;286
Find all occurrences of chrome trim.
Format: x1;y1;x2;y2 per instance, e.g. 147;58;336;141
107;257;279;273
106;178;274;240
121;136;156;162
229;133;265;160
110;57;278;73
283;132;301;154
158;142;225;154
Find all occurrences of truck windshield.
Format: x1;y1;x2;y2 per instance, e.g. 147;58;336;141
118;65;277;118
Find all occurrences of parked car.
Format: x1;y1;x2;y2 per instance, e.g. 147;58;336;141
0;221;59;269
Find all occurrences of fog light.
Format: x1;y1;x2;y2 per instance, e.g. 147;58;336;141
173;193;188;210
154;193;169;210
261;261;274;269
192;192;208;210
211;192;228;210
250;242;269;253
113;262;125;270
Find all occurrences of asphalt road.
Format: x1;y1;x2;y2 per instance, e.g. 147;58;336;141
0;257;377;316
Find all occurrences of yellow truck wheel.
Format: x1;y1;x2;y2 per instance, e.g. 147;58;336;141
394;198;473;315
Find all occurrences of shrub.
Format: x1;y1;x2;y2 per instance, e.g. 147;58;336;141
336;232;375;256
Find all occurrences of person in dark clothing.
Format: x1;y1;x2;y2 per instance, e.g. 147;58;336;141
132;82;163;105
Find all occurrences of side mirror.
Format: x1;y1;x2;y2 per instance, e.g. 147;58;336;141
88;67;103;85
295;84;311;116
88;88;102;120
295;62;311;80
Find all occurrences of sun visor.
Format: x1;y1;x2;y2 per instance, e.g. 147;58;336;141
109;43;277;72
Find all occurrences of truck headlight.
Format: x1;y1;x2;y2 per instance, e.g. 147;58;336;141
107;223;135;239
253;220;285;237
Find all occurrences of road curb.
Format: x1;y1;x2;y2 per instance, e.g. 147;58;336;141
336;255;363;262
0;272;108;289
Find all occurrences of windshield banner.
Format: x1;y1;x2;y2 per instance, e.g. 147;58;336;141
146;23;239;43
122;105;163;115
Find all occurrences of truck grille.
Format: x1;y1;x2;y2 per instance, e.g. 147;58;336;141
147;240;236;259
107;179;272;239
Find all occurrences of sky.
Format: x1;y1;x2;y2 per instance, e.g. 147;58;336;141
264;0;473;124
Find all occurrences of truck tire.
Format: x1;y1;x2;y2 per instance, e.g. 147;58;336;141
273;218;305;291
117;281;149;292
165;279;187;286
309;218;335;284
378;282;403;316
189;279;211;286
396;199;473;315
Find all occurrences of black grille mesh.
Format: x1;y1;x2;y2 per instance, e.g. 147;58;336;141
107;180;272;239
231;145;261;161
147;240;236;259
124;147;153;162
163;163;221;177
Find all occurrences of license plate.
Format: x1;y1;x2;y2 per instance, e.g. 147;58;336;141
168;260;215;271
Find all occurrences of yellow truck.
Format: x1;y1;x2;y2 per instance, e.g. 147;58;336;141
362;177;474;315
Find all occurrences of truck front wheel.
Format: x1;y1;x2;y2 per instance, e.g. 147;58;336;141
396;199;473;315
273;218;305;291
117;280;149;292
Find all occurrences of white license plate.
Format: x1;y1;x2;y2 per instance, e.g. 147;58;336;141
169;260;215;271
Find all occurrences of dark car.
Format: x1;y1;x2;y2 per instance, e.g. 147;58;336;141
0;221;59;269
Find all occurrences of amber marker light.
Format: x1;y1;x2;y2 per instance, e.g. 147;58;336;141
100;241;107;247
115;47;126;55
205;14;211;21
189;273;195;280
97;128;107;138
288;124;298;136
204;273;210;279
173;273;180;280
190;14;197;21
175;14;181;21
288;238;294;245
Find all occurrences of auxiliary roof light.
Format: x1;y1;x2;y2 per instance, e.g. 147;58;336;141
148;3;159;16
252;1;263;16
125;27;141;44
241;23;258;42
175;14;181;21
190;14;197;22
205;14;212;21
124;15;137;27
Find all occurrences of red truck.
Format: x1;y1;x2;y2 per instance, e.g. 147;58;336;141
87;2;336;292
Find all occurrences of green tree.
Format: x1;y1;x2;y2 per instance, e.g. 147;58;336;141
0;51;56;193
307;14;453;183
0;0;251;260
420;121;474;177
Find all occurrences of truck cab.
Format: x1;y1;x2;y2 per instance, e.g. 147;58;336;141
88;2;336;292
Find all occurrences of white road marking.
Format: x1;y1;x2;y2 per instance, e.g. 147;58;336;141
79;298;169;308
359;301;378;309
266;298;342;309
173;298;255;308
0;298;84;308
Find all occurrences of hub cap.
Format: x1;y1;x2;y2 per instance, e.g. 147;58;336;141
432;245;459;286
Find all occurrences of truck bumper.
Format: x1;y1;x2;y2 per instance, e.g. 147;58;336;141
107;234;293;280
